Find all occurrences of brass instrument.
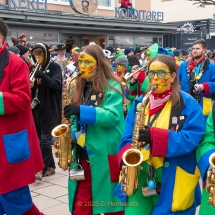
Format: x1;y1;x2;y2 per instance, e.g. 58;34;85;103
51;72;82;171
206;152;215;207
30;59;40;82
121;85;157;196
121;64;147;86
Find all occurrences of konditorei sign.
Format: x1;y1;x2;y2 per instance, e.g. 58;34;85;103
0;0;47;11
115;8;164;21
0;0;164;20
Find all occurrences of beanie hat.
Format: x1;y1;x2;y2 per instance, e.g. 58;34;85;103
106;46;115;54
72;51;79;63
16;44;28;56
7;46;20;55
19;33;26;40
115;56;128;67
207;50;213;58
173;49;181;57
124;48;133;56
181;49;189;56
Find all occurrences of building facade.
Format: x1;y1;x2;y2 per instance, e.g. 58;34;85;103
151;0;215;49
0;0;176;51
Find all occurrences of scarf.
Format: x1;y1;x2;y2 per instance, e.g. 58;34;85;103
0;42;9;55
116;71;123;77
189;55;205;71
149;87;172;116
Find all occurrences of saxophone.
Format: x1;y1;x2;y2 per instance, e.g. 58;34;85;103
206;152;215;207
121;85;157;196
51;72;82;171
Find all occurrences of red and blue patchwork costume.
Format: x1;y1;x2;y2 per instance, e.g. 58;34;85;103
0;45;44;215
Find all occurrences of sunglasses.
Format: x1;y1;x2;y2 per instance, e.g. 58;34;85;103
148;70;171;79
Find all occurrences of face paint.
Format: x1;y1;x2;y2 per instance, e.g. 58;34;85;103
146;50;151;62
116;64;126;74
148;61;173;94
78;52;97;79
32;48;44;64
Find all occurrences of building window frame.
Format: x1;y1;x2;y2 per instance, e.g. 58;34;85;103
97;0;115;10
47;0;70;6
47;0;115;10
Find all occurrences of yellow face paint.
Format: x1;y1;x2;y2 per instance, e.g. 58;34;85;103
78;52;97;79
116;64;126;74
32;49;44;64
148;61;173;94
146;50;151;62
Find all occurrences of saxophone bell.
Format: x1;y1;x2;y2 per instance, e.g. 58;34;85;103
123;149;143;167
209;152;215;168
206;152;215;207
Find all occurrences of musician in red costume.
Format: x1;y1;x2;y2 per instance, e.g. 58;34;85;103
0;18;44;215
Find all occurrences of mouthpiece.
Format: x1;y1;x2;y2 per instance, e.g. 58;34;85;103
151;85;157;91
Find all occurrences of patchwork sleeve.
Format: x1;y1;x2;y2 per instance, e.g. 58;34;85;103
201;64;215;95
151;96;205;158
0;60;31;115
79;81;123;127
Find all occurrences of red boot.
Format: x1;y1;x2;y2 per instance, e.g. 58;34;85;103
22;204;44;215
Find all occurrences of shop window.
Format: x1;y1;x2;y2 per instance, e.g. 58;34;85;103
22;32;58;46
135;36;162;48
109;36;134;50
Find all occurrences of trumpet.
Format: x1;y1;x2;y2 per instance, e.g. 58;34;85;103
206;152;215;207
121;63;147;86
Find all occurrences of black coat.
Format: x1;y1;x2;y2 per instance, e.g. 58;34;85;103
32;61;62;133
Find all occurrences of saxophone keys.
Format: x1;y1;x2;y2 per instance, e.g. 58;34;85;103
122;186;127;194
206;184;214;194
55;151;59;158
122;177;127;185
209;172;215;183
122;166;128;174
54;141;59;149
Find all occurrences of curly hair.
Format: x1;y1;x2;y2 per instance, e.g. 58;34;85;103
0;18;8;42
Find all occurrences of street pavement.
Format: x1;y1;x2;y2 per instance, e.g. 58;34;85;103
30;149;200;215
30;154;71;215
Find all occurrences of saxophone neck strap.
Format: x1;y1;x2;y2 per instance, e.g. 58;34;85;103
147;108;163;127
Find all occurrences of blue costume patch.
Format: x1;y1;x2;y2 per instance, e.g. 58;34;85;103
3;129;30;164
0;186;32;215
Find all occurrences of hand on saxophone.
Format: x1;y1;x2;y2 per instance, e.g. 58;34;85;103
138;127;151;148
64;104;80;118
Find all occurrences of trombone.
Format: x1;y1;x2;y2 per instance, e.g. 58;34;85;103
30;59;41;82
121;63;147;86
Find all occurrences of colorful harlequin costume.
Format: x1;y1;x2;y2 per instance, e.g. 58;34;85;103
178;57;215;122
65;48;125;215
197;104;215;214
68;80;125;215
115;90;204;215
114;56;205;215
0;43;44;214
